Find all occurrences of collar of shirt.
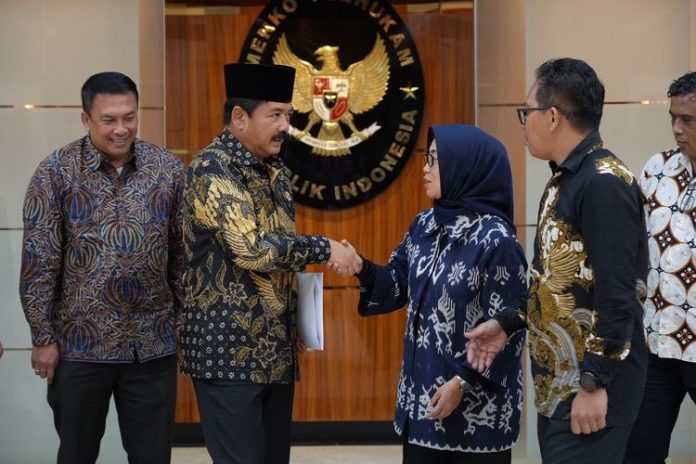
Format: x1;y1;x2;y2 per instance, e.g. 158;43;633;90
548;130;603;174
82;135;140;172
424;212;438;236
676;149;693;177
422;209;481;240
219;128;286;174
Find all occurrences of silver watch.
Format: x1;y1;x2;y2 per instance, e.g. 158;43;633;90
455;375;472;393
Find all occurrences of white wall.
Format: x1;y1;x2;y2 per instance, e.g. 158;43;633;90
525;0;688;225
0;1;163;462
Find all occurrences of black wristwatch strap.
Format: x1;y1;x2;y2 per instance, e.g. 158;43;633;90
579;371;604;392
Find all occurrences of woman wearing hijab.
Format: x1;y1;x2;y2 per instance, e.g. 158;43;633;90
344;125;527;463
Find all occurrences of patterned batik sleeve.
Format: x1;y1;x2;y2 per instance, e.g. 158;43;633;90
580;168;645;386
189;164;330;273
638;155;656;254
19;156;63;346
356;226;411;316
168;157;186;324
469;235;528;386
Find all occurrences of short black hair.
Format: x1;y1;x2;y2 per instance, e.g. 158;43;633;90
668;71;696;97
534;58;604;132
223;98;264;124
81;72;138;114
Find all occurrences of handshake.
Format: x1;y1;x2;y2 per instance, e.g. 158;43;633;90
327;238;362;276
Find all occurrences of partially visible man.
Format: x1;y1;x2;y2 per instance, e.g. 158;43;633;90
465;58;648;463
625;71;696;464
19;72;184;464
178;62;361;464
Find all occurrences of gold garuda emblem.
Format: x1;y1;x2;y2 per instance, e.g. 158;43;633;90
273;33;390;156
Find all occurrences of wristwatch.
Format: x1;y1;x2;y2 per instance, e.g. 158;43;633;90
579;371;604;392
454;375;472;393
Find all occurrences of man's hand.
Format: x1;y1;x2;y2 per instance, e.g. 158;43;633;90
570;388;607;435
31;343;60;384
296;336;307;355
0;341;4;359
464;320;508;372
327;238;362;276
425;377;464;420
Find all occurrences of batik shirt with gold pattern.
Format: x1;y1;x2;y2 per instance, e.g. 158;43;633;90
20;136;185;362
179;129;331;383
640;149;696;363
498;131;648;425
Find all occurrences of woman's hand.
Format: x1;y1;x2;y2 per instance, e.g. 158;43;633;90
464;319;508;372
425;377;464;420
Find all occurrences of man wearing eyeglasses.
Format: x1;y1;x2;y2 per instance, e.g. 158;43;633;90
624;72;696;464
465;57;648;463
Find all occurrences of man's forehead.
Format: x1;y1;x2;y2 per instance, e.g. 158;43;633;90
264;101;293;110
525;81;539;104
246;101;292;120
93;92;137;102
670;93;696;109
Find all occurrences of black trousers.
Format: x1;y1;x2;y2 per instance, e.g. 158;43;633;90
403;441;511;464
537;415;632;464
193;380;294;464
401;422;511;464
46;355;177;464
624;354;696;464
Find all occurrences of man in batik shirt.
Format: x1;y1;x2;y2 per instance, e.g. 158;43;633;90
465;58;648;463
20;72;184;464
179;63;360;464
625;72;696;463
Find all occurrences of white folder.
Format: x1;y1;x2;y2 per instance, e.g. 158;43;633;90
296;272;324;351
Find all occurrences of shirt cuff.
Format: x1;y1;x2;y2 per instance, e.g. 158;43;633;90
31;327;56;347
357;257;376;284
308;235;331;263
493;308;527;336
580;351;618;387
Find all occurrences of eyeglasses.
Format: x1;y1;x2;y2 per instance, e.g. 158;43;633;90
424;151;438;168
516;107;549;125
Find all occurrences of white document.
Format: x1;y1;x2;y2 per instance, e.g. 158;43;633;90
296;272;324;351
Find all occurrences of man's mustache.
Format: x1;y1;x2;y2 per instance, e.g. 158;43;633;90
272;132;289;142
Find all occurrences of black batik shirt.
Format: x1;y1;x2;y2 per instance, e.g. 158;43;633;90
497;131;649;425
179;129;331;383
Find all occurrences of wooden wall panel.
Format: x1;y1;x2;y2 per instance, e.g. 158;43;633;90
174;370;199;422
295;289;406;420
166;6;474;423
166;9;263;160
175;289;406;422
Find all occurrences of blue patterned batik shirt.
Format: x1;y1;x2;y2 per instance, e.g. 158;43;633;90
20;136;185;362
358;209;527;452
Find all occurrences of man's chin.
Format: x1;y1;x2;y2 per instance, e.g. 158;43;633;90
679;144;695;160
269;141;285;153
109;149;131;158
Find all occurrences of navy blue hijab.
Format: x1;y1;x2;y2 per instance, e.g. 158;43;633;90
428;125;515;231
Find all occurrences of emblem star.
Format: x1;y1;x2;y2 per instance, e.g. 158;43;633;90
399;85;419;100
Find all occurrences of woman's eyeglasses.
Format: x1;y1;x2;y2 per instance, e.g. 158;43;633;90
424;151;438;168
